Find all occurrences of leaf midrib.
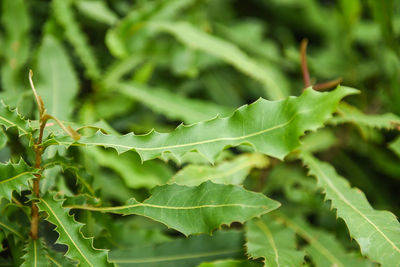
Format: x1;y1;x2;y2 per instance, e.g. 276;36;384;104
56;108;310;151
40;198;94;267
308;156;400;254
0;115;27;134
66;203;273;212
111;248;241;263
255;219;280;267
0;171;33;184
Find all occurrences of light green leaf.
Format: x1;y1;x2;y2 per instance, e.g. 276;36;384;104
1;0;30;92
274;213;370;267
115;82;234;124
0;128;8;149
170;153;269;186
390;136;400;158
0;101;32;137
245;216;304;267
21;238;51;267
149;22;287;100
75;0;118;25
53;0;101;80
0;159;35;201
329;102;400;129
197;259;261;267
85;147;173;189
67;181;280;236
37;193;114;267
36;35;79;121
109;230;244;267
301;152;400;266
45;86;357;163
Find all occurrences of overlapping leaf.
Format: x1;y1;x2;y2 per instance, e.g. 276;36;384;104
21;238;51;267
0;101;32;137
245;216;304;267
67;181;280;236
37;193;114;267
149;22;287;100
53;0;101;79
0;159;35;201
329;102;400;129
109;230;244;267
301;152;400;266
36;34;79;121
44;86;357;163
115;82;234;124
274;213;370;267
170;153;269;186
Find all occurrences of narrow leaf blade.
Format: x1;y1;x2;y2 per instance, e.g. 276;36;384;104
301;152;400;266
68;181;281;236
21;238;51;267
245;216;304;267
0;159;35;201
46;86;357;163
37;193;114;267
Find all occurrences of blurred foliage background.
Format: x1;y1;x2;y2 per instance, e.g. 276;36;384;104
1;0;400;265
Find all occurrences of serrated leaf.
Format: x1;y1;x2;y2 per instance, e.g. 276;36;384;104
0;159;35;201
274;213;370;267
36;34;79;121
52;0;101;80
148;22;287;100
329;102;400;129
109;230;244;267
390;136;400;158
0;101;32;137
21;238;51;267
245;216;304;267
170;153;269;186
45;86;357;163
115;82;234;124
67;181;280;236
301;152;400;266
0;128;8;149
1;0;30;93
0;216;24;239
46;247;76;267
37;193;114;267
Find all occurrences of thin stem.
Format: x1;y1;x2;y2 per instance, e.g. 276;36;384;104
29;71;47;240
300;39;311;88
313;78;343;91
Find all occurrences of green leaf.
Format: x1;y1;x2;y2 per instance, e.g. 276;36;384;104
0;231;4;253
0;159;35;201
115;82;234;124
170;153;269;186
1;0;30;92
245;216;304;267
67;181;280;236
37;193;114;267
85;147;173;189
390;136;400;158
21;238;51;267
149;22;287;100
36;34;79;121
0;216;24;239
109;230;244;267
75;0;118;26
0;101;32;137
52;0;101;80
45;86;357;163
329;102;400;129
46;248;76;267
0;128;8;149
274;213;370;267
300;152;400;266
197;259;261;267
